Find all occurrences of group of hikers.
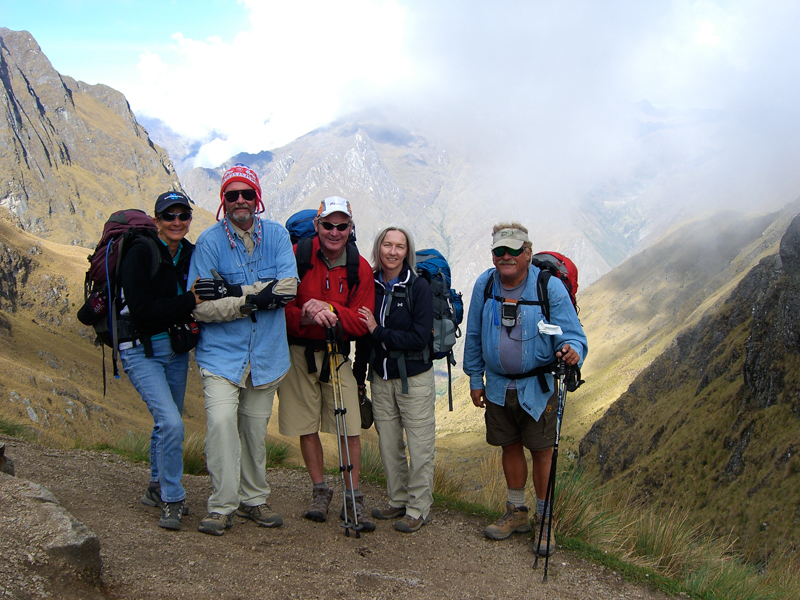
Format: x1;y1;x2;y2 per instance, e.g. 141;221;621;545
109;163;587;557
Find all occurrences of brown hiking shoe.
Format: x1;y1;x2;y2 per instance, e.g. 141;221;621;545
484;502;531;540
340;492;375;532
535;523;556;556
372;503;406;520
304;486;333;522
198;512;234;536
236;502;283;528
394;513;431;533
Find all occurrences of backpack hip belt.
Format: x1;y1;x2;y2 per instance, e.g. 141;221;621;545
502;360;559;394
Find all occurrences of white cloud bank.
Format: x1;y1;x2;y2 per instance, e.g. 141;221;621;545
128;0;411;166
125;0;800;211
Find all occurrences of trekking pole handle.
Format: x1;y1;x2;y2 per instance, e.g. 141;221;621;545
555;359;567;378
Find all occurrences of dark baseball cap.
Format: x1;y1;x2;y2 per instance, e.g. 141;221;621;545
155;191;193;215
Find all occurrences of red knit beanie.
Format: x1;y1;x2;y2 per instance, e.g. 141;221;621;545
216;163;265;220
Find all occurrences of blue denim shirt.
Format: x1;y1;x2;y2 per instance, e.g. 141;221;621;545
463;266;588;420
187;217;298;387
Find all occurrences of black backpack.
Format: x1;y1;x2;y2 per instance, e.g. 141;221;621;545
77;209;161;392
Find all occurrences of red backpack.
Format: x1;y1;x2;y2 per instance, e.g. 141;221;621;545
483;250;579;321
531;252;579;314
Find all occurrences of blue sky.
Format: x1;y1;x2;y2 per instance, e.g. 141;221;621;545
1;1;247;84
3;1;800;211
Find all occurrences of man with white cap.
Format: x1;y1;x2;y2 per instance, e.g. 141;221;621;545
278;196;376;531
188;163;298;536
463;222;587;556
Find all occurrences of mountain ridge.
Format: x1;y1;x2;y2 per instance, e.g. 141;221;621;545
577;211;800;560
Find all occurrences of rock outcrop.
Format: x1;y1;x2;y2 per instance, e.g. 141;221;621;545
0;467;102;598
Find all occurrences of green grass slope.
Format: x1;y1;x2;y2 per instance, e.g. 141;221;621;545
565;201;800;448
578;212;800;561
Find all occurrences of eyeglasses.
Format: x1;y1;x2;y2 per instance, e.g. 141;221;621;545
159;212;192;222
319;221;351;232
492;246;525;257
224;189;258;203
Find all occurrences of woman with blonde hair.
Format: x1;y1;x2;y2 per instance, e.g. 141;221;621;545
355;225;435;533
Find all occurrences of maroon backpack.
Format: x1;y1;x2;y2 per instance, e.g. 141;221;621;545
78;209;160;389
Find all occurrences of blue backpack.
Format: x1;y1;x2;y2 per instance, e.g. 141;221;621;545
415;249;463;410
285;209;318;244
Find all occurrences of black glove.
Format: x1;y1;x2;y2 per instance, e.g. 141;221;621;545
245;280;295;311
195;270;243;300
565;365;584;393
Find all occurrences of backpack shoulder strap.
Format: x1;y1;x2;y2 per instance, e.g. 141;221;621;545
483;270;496;305
483;267;549;317
536;269;552;322
345;242;360;292
122;232;162;282
295;237;314;281
405;269;417;315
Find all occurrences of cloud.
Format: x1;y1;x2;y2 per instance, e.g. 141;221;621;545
124;0;800;212
127;0;411;166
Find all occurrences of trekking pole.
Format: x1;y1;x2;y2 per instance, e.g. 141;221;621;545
326;326;362;538
533;360;569;582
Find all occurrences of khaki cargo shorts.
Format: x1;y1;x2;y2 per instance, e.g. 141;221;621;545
277;344;361;437
485;388;558;451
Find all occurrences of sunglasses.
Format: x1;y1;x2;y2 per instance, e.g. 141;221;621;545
492;246;525;257
224;189;258;203
319;221;351;232
159;212;192;222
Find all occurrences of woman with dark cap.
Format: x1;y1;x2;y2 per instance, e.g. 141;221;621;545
119;191;202;531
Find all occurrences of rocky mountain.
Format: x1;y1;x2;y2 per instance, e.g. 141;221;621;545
578;210;800;560
0;28;214;248
180;114;616;295
181;116;495;292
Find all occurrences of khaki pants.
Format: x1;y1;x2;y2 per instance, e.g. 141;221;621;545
372;368;436;520
201;368;282;515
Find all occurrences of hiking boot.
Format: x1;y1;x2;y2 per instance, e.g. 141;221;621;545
304;486;334;522
141;485;189;515
484;502;531;540
141;485;163;509
394;513;430;533
198;512;234;536
372;503;406;520
236;502;284;528
339;492;375;532
158;500;185;531
535;524;556;556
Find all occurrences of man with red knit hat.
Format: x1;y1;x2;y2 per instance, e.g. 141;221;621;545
188;164;298;536
278;196;376;531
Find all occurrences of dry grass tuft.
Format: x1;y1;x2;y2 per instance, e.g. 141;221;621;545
433;461;468;500
359;438;385;479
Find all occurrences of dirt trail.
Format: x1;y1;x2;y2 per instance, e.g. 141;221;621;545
1;435;672;600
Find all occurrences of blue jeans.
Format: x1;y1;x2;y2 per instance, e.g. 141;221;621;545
121;337;189;503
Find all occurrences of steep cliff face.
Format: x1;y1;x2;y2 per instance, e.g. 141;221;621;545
0;28;204;247
578;213;800;559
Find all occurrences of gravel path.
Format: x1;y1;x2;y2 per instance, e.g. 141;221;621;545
1;435;673;600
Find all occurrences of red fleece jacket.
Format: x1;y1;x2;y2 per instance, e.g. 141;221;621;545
284;237;375;341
